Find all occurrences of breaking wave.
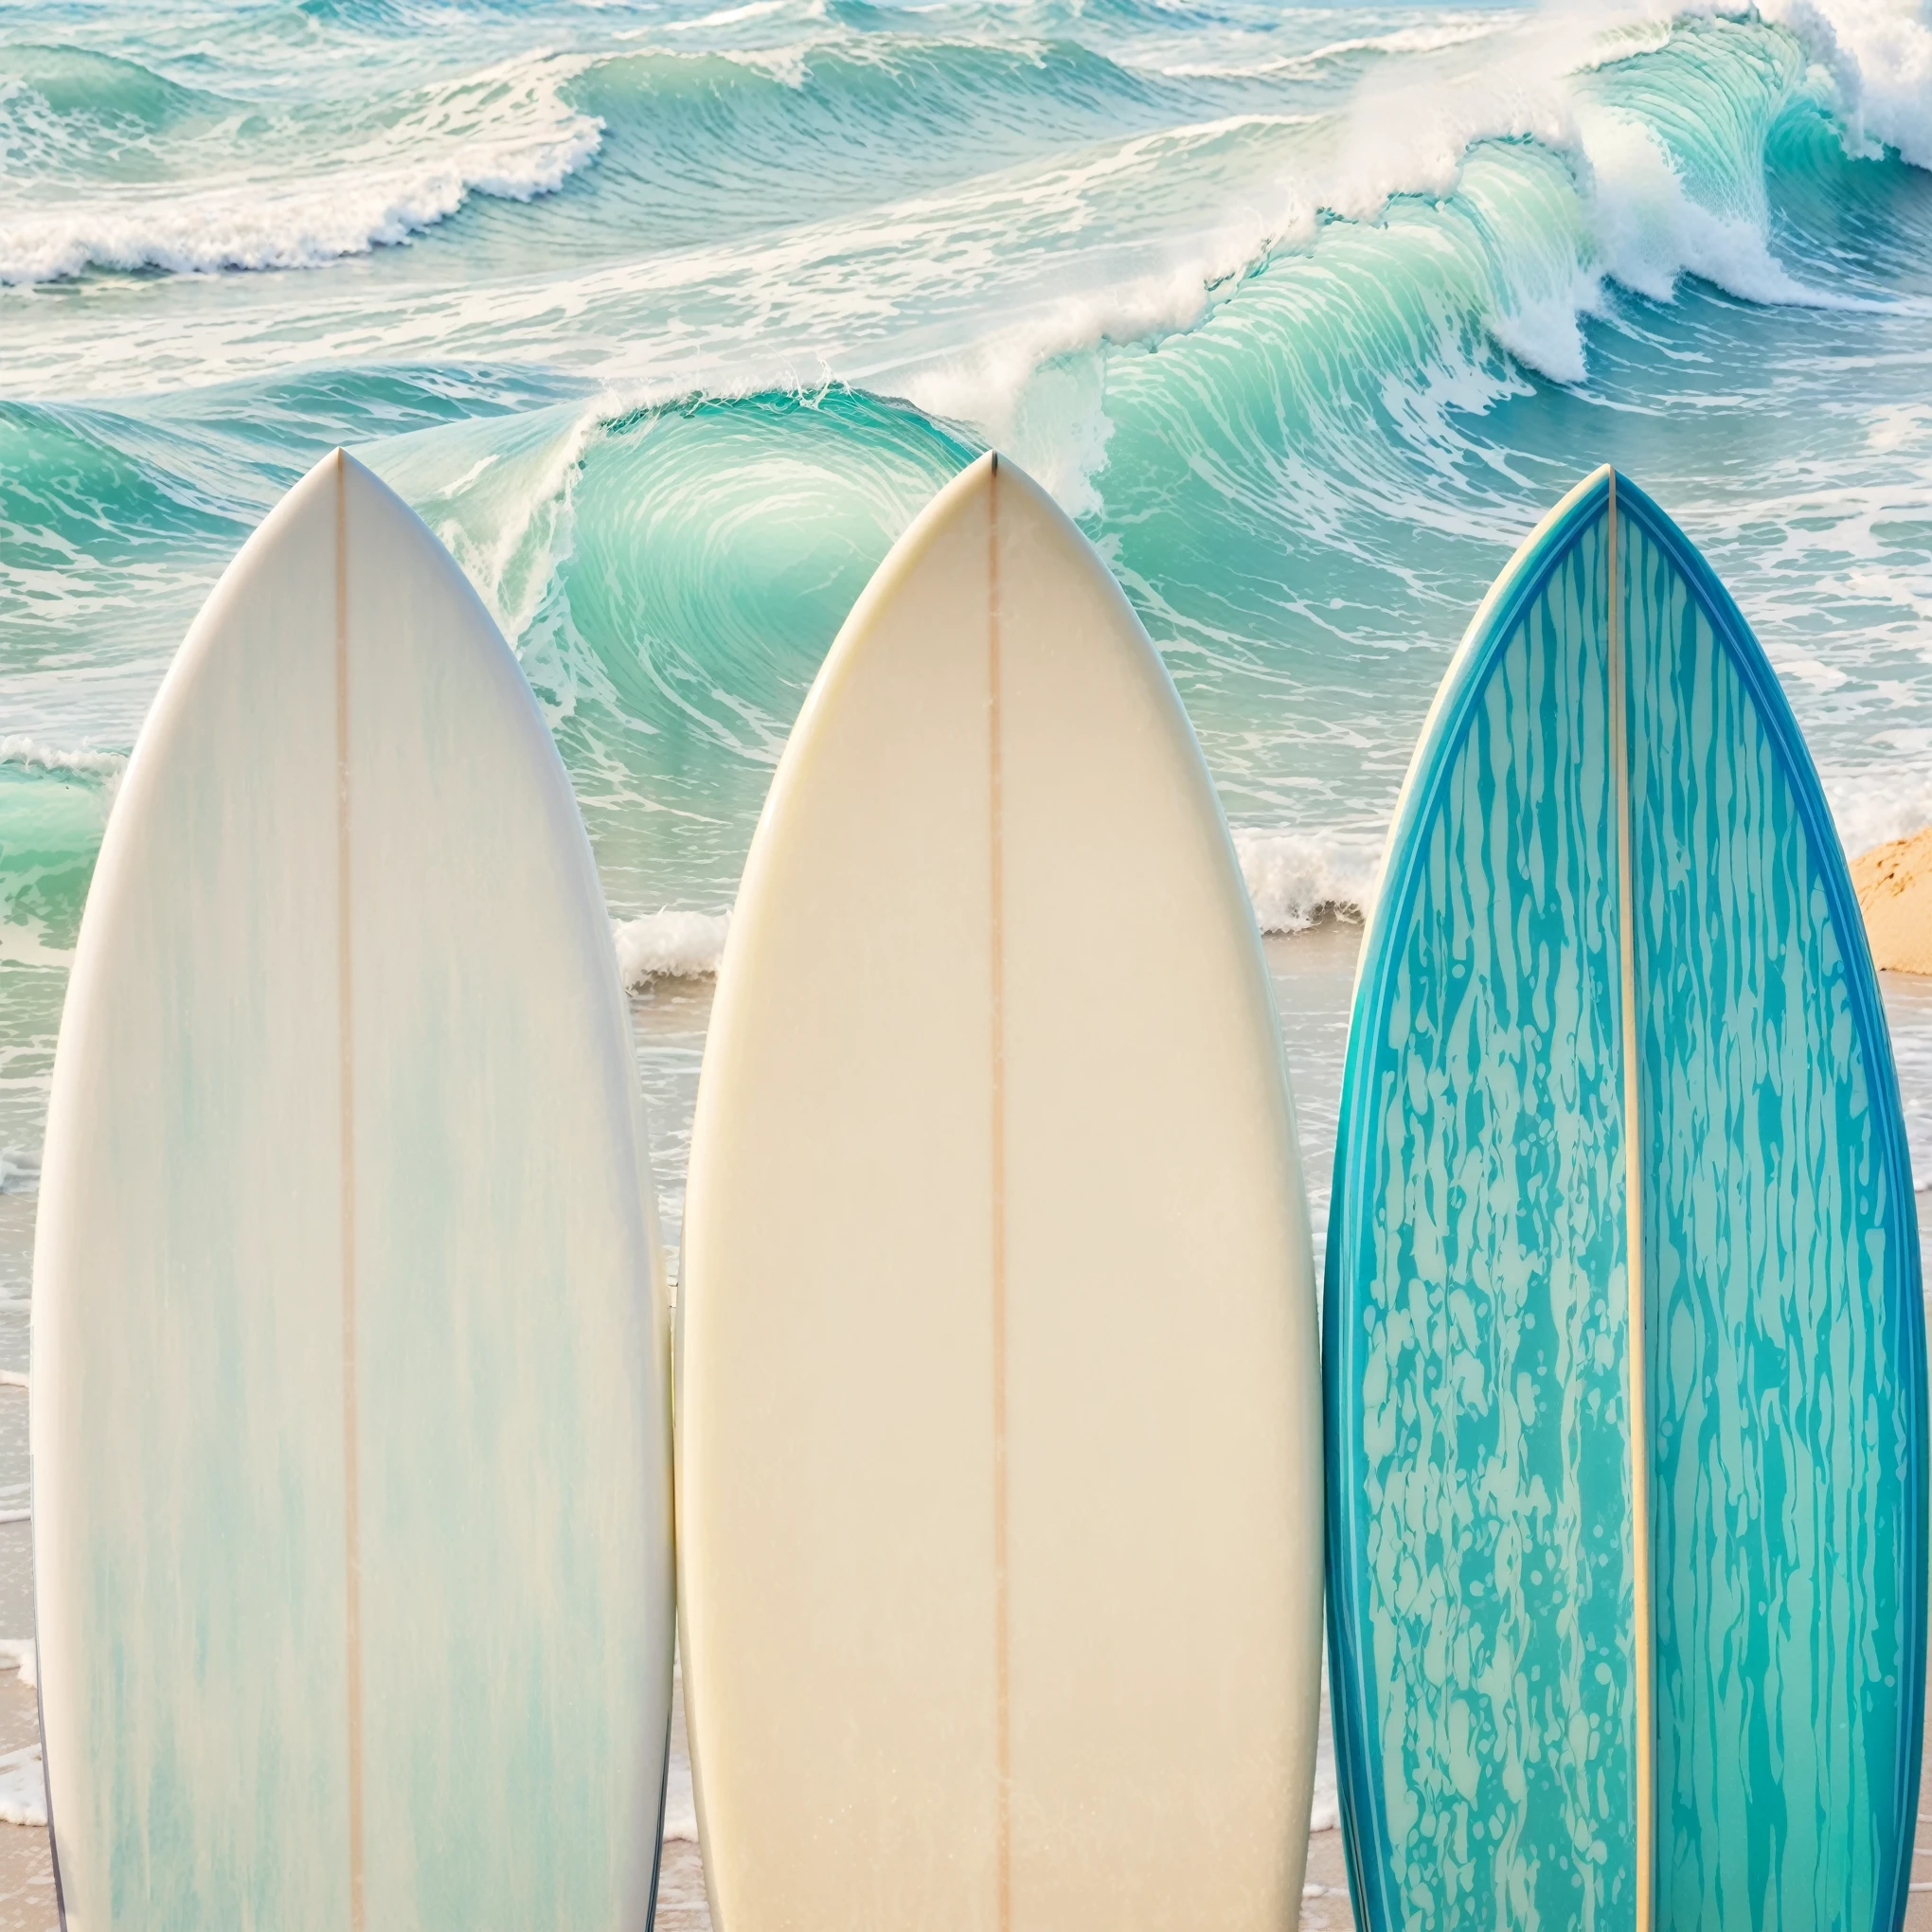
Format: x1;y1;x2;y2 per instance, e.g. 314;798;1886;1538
3;0;1931;1171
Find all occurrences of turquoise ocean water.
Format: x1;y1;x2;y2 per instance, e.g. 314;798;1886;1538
2;0;1932;1894
2;0;1931;1261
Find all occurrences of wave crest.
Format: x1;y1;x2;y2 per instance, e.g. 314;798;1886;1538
1758;0;1932;171
1232;832;1376;934
0;735;124;782
615;910;731;985
0;53;602;285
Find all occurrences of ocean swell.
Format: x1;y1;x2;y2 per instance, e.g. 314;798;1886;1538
0;753;116;962
0;49;602;283
0;0;1929;1084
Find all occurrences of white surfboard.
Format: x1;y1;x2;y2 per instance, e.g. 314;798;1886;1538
31;451;674;1932
677;454;1323;1932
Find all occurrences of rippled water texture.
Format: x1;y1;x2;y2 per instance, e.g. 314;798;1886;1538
2;0;1931;1204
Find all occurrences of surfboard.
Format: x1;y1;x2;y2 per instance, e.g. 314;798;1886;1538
676;452;1324;1932
31;450;674;1931
1325;467;1926;1932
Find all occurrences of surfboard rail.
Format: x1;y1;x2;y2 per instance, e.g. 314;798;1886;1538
678;450;1324;1932
1325;467;1925;1932
30;449;675;1932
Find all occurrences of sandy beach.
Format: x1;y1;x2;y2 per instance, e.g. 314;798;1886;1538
1856;832;1932;977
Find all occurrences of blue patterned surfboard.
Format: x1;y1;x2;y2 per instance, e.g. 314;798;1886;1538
1325;469;1925;1932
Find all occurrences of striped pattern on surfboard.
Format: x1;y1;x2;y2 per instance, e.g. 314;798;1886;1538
31;451;674;1932
1325;467;1925;1932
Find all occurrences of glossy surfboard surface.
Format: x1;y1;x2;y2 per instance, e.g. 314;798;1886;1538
31;451;674;1931
1325;466;1925;1932
677;453;1324;1932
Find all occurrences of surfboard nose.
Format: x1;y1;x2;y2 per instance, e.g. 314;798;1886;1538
681;450;1321;1932
32;449;676;1931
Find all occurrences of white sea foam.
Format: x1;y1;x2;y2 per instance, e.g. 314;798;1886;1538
0;734;124;781
1581;103;1871;312
1233;832;1377;934
1310;20;1512;64
715;43;814;86
0;1744;45;1831
907;0;1862;483
0;923;70;972
656;0;812;30
1597;0;1932;173
868;0;1896;447
365;401;603;651
0;1637;43;1831
901;58;1599;485
0;1152;40;1195
0;9;1857;409
1756;0;1932;170
1824;766;1932;863
606;833;1374;988
1325;22;1587;219
0;56;603;285
615;910;732;986
903;265;1237;516
1136;15;1507;80
900;114;1318;511
0;141;598;284
1340;6;1863;315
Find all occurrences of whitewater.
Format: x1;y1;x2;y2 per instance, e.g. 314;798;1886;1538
4;0;1932;1240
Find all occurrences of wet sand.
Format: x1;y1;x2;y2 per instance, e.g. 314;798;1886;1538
0;1670;53;1932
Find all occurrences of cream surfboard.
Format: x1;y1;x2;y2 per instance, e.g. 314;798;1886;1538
31;451;674;1931
677;453;1323;1932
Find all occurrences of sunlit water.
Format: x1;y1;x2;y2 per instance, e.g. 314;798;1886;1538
3;0;1932;1873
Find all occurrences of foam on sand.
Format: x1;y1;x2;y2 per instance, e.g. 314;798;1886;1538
0;1745;44;1831
0;1643;43;1831
615;910;732;988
